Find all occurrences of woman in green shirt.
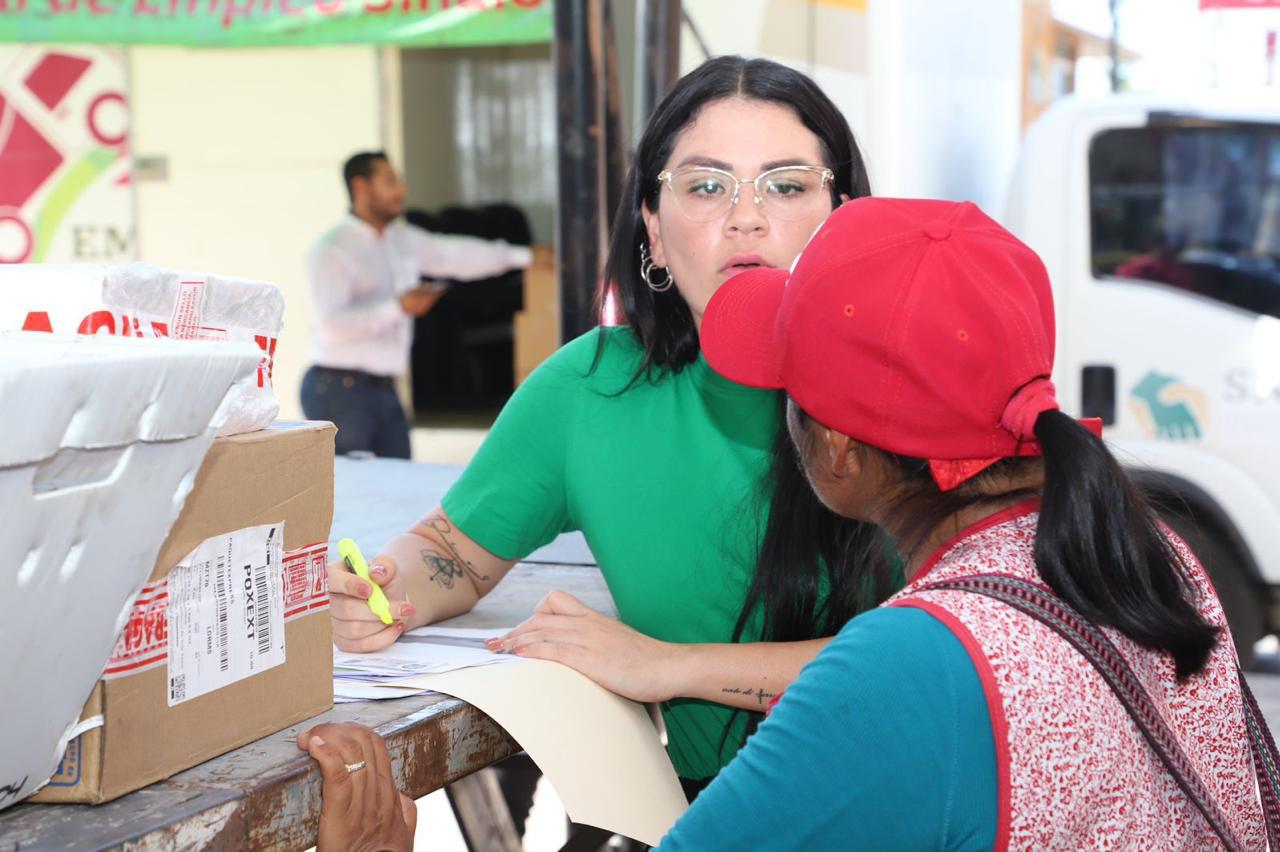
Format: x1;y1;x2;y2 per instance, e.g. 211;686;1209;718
326;56;893;787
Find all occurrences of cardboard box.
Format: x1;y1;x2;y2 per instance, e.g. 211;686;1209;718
31;421;337;804
0;332;259;812
515;244;558;385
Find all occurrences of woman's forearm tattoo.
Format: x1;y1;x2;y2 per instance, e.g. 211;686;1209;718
420;511;490;588
721;686;778;707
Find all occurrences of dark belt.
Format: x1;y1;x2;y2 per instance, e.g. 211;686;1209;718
311;366;396;390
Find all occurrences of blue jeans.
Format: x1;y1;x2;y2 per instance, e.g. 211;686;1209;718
300;365;411;459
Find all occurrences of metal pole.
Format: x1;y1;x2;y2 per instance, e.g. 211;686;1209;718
633;0;681;143
603;0;626;232
633;0;650;143
1109;0;1121;93
555;0;605;341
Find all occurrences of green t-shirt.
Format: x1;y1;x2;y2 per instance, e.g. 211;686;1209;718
443;327;780;780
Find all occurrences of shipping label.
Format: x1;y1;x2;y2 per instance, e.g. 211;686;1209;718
165;523;286;706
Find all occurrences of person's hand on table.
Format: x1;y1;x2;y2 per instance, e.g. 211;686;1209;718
297;722;417;852
328;556;418;653
485;589;684;703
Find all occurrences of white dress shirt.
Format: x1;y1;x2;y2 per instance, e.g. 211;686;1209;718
305;213;534;377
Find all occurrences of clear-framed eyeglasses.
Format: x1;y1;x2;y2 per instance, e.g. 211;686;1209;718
656;165;835;223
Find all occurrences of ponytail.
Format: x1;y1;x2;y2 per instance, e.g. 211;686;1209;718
1033;409;1220;678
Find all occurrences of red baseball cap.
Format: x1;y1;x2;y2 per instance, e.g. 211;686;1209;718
701;197;1099;490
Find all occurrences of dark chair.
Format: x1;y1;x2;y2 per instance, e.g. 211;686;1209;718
406;204;531;414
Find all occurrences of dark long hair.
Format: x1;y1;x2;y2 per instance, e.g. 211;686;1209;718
594;57;888;761
807;400;1221;680
596;55;872;376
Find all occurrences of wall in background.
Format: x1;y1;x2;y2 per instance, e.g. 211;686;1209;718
129;45;385;420
399;44;556;245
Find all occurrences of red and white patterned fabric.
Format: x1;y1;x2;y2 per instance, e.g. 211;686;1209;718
891;501;1266;850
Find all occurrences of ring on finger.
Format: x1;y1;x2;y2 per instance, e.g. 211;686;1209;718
345;760;366;773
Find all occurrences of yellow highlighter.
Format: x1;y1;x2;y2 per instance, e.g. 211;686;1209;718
338;537;394;626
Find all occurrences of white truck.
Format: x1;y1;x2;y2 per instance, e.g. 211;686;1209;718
1005;95;1280;666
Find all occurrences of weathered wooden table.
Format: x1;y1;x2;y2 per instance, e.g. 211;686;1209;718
8;457;1280;849
0;457;607;851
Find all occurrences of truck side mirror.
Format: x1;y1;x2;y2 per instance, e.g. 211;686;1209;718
1081;365;1117;426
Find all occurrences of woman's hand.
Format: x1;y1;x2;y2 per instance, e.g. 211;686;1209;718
486;590;686;703
327;557;418;653
297;722;417;852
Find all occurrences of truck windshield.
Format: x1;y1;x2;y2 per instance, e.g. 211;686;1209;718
1090;121;1280;319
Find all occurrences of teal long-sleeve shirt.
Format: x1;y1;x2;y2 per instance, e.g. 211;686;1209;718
656;607;998;851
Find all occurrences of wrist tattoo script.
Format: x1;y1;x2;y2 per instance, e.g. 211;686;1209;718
420;512;490;589
721;686;778;707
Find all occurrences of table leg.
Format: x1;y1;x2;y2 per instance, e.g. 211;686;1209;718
445;768;523;852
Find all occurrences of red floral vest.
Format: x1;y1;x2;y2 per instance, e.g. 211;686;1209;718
891;502;1265;850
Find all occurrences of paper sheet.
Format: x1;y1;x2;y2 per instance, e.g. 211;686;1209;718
395;659;688;846
405;626;503;642
332;683;429;703
333;627;520;681
332;626;522;699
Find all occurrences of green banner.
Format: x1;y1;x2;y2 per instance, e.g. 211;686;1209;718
0;0;550;47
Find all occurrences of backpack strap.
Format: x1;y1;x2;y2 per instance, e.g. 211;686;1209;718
1238;671;1280;848
915;572;1277;851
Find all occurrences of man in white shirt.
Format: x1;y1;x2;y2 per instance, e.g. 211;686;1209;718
302;151;533;458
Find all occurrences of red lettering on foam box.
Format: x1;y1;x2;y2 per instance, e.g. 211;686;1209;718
76;310;115;335
315;0;343;14
20;309;140;337
20;311;53;333
133;0;159;15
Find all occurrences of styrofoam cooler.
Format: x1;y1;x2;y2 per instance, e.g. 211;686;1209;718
0;263;285;436
0;332;259;809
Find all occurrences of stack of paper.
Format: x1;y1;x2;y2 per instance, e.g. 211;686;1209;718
333;626;523;702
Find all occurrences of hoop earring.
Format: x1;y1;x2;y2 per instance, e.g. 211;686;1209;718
640;242;674;293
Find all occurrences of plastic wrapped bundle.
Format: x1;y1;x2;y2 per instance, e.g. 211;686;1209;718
0;262;284;436
104;263;285;435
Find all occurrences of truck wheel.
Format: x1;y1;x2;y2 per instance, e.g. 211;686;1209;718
1164;516;1266;670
